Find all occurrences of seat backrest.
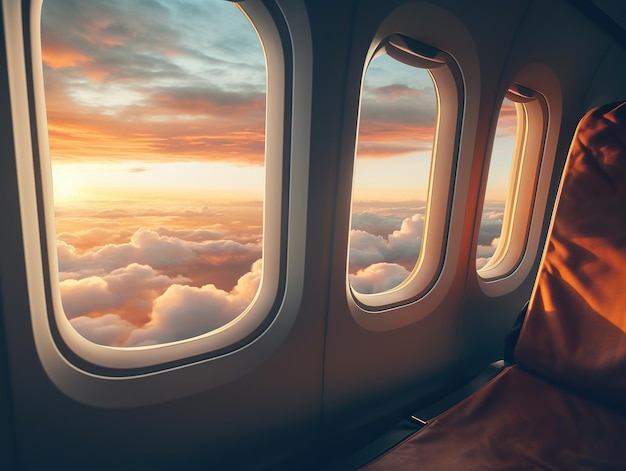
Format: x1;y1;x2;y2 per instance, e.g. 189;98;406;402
514;101;626;412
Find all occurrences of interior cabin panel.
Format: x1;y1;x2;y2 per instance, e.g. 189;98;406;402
0;0;625;469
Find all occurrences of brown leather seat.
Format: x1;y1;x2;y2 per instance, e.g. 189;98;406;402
361;101;626;470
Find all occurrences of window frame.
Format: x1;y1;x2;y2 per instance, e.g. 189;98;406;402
41;0;284;368
341;2;481;332
478;85;549;278
348;33;464;311
478;63;562;297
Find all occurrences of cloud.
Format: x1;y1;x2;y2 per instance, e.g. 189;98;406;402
41;0;267;165
55;212;264;344
348;206;505;290
482;211;504;221
41;30;91;69
495;99;518;138
64;257;262;347
351;212;403;237
352;201;426;218
124;259;262;346
57;227;134;252
356;78;437;159
349;230;388;271
357;122;434;159
146;85;265;115
361;81;436;127
371;84;425;98
350;262;411;294
386;214;424;260
58;227;261;288
44;95;266;163
476;237;500;270
156;227;226;242
60;263;188;324
70;313;135;347
477;202;505;247
349;213;424;273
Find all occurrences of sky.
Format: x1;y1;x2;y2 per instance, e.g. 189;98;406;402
42;0;516;346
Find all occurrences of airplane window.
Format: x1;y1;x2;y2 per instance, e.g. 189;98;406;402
477;84;548;278
476;97;517;270
41;0;268;347
349;47;437;295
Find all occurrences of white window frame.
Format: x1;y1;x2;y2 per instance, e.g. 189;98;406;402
343;2;481;332
349;33;463;311
478;85;549;277
478;63;562;297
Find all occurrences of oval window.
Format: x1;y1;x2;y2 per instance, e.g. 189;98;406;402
42;0;270;347
348;34;462;309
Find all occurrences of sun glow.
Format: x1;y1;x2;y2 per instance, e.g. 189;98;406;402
51;164;85;202
50;161;264;204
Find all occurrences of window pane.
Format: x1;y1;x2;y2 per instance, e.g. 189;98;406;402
349;53;437;295
42;0;266;347
476;98;517;270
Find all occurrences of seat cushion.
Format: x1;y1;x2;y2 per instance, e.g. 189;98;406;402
360;366;626;470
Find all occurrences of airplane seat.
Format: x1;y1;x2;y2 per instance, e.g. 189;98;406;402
358;101;626;470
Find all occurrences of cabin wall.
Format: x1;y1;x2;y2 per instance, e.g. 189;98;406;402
585;44;626;109
0;4;22;465
459;0;615;367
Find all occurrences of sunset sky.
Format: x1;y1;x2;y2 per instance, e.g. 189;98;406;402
42;0;515;346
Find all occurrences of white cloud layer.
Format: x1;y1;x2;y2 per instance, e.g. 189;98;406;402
58;226;260;280
350;262;411;294
61;207;503;346
68;259;262;346
349;213;424;276
71;313;136;347
476;237;500;270
60;263;187;320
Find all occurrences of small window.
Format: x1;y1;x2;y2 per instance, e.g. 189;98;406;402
349;48;436;295
42;0;270;348
477;84;548;277
476;97;517;270
348;35;462;308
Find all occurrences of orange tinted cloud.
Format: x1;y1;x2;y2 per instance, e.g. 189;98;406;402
45;113;265;164
67;259;262;346
41;29;112;81
495;100;517;137
41;0;266;165
350;262;410;294
56;201;263;292
42;47;90;69
58;222;262;326
357;122;434;158
349;212;424;273
358;78;437;159
371;84;426;98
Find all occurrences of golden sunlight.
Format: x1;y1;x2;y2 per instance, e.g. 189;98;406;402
51;164;85;202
